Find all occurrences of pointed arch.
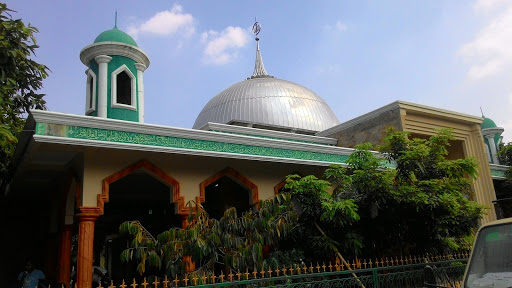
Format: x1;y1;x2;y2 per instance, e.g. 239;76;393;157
274;179;288;195
98;160;185;214
197;167;259;206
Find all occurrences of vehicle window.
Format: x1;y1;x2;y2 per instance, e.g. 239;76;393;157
464;223;512;288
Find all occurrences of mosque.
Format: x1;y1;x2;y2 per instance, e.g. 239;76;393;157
2;23;509;288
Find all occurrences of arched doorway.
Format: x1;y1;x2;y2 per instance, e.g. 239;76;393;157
94;160;183;282
198;168;258;219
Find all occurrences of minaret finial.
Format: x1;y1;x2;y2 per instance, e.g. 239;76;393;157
480;107;484;117
251;19;271;78
114;11;118;28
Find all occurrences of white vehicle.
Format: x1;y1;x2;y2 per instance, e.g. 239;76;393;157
464;218;512;288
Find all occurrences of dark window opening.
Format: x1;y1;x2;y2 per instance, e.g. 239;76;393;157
88;77;94;109
116;71;131;105
203;176;251;220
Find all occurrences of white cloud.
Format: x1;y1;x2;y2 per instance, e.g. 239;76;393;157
459;2;512;79
127;4;195;39
202;26;250;65
324;20;348;32
473;0;510;14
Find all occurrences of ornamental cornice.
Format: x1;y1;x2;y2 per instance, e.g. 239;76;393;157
482;127;505;136
30;110;355;156
33;135;348;167
80;42;150;68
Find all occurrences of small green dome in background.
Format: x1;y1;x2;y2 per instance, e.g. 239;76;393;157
481;117;497;129
94;27;137;47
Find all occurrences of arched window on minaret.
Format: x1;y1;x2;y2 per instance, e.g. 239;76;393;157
85;69;96;115
111;65;136;110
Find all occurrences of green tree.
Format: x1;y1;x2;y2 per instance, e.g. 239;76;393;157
374;127;484;253
285;128;484;259
119;193;297;279
0;3;49;187
498;142;512;184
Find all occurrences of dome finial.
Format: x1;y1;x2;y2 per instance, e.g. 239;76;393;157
114;11;118;28
251;20;271;78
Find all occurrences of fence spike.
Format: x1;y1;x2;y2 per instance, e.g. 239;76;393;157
163;275;169;288
252;269;257;279
322;262;326;272
369;259;373;268
97;280;104;288
352;260;356;270
152;277;160;288
316;263;321;273
219;271;225;282
390;258;394;266
296;266;302;274
236;270;241;281
141;277;149;288
289;266;294;275
282;266;287;276
119;279;127;288
201;273;207;284
303;265;308;274
275;268;281;276
192;275;198;286
329;262;333;272
108;281;115;288
363;259;367;269
385;257;389;266
228;269;234;282
309;263;314;274
244;268;250;280
268;267;273;277
260;268;266;278
131;278;138;288
210;273;216;283
335;262;340;271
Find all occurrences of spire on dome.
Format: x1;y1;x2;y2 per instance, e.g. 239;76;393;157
250;20;272;79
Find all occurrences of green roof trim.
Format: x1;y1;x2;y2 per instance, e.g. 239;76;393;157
35;123;352;164
94;27;138;47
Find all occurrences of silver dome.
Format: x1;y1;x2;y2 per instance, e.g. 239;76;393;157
193;38;339;132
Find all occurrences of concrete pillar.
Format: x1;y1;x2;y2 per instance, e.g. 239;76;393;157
76;208;100;288
485;134;500;164
94;55;112;118
135;63;147;123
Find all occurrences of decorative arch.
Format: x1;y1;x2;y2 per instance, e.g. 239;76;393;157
197;167;259;206
98;160;186;215
274;179;288;195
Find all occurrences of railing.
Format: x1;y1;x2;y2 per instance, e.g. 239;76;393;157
62;253;469;288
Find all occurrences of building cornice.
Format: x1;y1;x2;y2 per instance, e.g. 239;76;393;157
80;42;150;68
489;164;509;179
30;110;355;158
317;100;484;137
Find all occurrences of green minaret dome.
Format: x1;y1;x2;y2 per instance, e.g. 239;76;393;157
481;117;497;129
94;26;138;47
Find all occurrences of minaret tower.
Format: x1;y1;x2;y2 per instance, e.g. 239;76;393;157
79;16;150;122
481;112;504;164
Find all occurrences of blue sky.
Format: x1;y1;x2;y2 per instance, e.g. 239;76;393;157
5;0;511;141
